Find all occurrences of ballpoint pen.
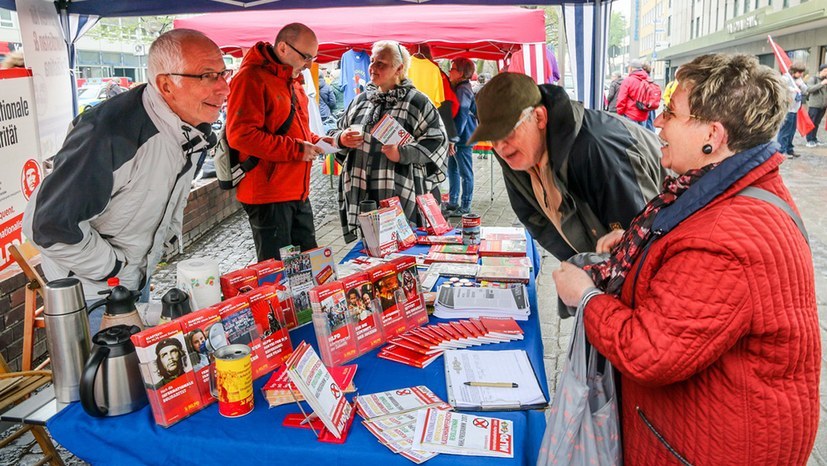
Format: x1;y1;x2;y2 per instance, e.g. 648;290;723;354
464;381;519;388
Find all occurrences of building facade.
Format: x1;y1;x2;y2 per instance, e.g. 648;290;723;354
659;0;827;82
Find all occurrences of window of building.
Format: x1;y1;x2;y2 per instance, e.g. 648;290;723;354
0;9;14;28
734;0;740;17
755;0;759;8
783;0;789;7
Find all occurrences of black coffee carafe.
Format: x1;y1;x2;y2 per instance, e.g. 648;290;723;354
87;279;143;331
159;288;192;323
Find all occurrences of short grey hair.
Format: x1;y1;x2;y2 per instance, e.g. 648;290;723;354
148;29;212;88
452;57;475;81
678;53;787;152
372;40;410;80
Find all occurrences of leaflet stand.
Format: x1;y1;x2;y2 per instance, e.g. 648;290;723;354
281;385;357;444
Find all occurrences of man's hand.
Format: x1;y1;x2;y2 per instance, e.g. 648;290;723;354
552;262;597;307
300;141;324;162
448;143;456;156
381;144;401;163
595;229;625;254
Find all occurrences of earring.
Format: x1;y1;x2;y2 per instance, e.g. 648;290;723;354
702;144;713;154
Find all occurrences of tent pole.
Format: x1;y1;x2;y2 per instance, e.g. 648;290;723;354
591;0;607;109
55;0;79;117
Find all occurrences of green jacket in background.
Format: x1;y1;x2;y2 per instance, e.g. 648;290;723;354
805;75;827;109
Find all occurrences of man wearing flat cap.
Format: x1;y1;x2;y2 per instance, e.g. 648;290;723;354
471;72;665;261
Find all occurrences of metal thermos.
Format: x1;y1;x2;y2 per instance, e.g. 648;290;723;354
43;278;92;403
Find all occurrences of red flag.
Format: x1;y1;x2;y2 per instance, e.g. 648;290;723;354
768;35;792;74
769;35;813;136
797;107;815;137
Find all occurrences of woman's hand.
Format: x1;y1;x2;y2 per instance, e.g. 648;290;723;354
596;229;625;254
381;144;401;163
448;143;456;156
552;262;598;307
340;129;364;149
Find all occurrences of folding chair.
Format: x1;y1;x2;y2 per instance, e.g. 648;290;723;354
0;353;64;466
9;242;48;371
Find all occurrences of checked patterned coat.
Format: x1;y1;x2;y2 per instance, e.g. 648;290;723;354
334;79;448;242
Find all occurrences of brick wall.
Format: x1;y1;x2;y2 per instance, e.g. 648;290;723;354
0;179;241;372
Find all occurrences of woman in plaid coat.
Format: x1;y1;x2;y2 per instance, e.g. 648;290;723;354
334;40;448;242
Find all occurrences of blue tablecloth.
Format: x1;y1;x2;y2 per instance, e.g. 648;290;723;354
48;232;548;466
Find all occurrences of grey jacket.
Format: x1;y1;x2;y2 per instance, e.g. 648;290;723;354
497;84;666;261
23;85;213;300
805;75;827;109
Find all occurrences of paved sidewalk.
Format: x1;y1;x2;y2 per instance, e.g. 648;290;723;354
4;138;827;464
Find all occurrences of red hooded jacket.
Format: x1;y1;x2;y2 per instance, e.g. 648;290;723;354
616;69;652;122
226;42;319;204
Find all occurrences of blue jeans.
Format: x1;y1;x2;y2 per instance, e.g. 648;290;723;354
777;111;797;154
448;144;474;209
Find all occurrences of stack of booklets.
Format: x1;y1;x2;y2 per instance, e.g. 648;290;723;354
378;317;524;368
415;193;453;235
356;386;452;464
424;244;479;264
359;207;399;258
412;408;514;458
476;263;530;284
480;226;526;241
379;197;417;251
284;342;353;439
443;349;547;411
416;235;463;245
434;284;530;320
262;364;358;408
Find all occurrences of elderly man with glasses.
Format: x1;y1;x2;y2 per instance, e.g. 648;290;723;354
226;22;330;261
470;72;665;261
23;29;228;328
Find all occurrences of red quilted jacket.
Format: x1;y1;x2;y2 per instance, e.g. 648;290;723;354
584;153;820;465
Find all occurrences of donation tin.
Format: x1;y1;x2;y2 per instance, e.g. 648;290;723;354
461;213;481;245
212;344;254;417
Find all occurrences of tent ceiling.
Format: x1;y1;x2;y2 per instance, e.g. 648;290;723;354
1;0;585;17
174;5;546;62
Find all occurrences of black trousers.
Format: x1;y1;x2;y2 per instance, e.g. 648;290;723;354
807;106;826;142
242;199;318;261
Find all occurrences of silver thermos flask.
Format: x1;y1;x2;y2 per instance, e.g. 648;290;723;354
44;278;92;403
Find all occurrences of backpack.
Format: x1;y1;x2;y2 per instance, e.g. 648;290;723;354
215;83;297;190
635;79;662;111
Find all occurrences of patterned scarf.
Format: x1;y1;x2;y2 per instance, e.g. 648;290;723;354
365;80;413;128
585;162;719;296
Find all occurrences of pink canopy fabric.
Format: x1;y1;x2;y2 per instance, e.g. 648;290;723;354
174;5;546;63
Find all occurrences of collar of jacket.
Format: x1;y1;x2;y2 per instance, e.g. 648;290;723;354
538;83;584;177
242;41;304;85
142;83;208;154
652;141;780;234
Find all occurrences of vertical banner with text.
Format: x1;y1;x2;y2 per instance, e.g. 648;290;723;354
0;70;42;271
16;0;74;160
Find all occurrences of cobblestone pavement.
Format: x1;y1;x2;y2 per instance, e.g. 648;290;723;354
4;134;827;465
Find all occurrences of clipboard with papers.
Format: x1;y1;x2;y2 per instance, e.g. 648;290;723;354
443;349;547;411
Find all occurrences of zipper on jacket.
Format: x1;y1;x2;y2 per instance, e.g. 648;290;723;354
636;405;693;466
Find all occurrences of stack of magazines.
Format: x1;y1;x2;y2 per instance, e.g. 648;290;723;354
262;364;357;408
358;207;398;257
356;386;452;464
434;284;530;320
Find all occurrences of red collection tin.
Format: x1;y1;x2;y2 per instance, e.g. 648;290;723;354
212;344;254;417
461;213;481;245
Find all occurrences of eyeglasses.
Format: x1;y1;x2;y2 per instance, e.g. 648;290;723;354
285;42;316;63
494;106;536;144
660;103;703;122
166;69;233;83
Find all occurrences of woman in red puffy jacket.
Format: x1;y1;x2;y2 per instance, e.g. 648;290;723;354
554;53;820;465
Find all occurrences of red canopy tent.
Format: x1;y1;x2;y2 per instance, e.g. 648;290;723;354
173;5;546;63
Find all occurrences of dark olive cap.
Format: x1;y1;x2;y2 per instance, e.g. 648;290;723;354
469;72;541;144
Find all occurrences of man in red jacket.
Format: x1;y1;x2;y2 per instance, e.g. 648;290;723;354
226;23;327;261
616;58;651;124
